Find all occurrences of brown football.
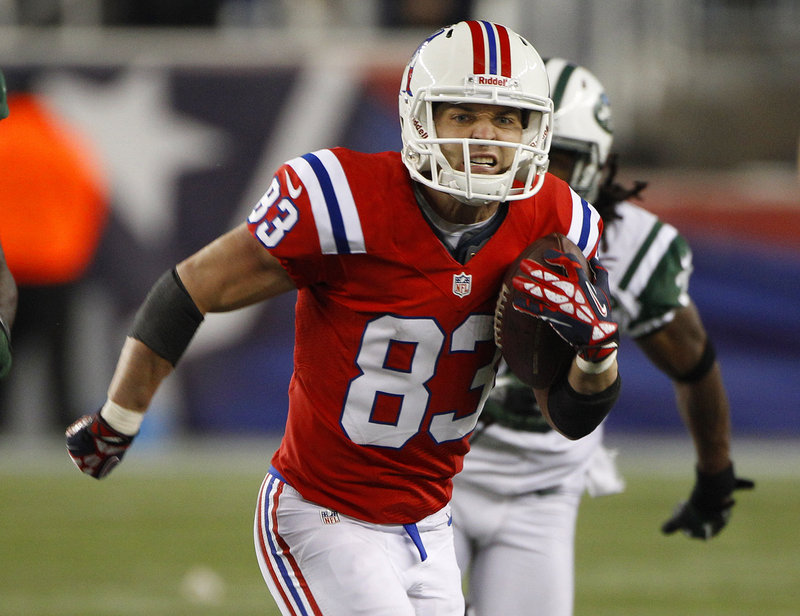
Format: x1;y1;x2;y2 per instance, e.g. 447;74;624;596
494;233;586;389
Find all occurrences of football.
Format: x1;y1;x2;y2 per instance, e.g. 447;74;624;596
494;233;586;389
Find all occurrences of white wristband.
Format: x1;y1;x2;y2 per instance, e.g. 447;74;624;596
575;349;618;375
100;399;144;436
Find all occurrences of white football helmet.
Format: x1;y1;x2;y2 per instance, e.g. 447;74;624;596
399;21;553;206
545;57;613;203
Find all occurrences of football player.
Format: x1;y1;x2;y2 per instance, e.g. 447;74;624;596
65;24;621;615
451;58;754;616
0;69;18;379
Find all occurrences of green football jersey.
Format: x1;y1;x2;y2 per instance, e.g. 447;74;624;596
601;201;692;338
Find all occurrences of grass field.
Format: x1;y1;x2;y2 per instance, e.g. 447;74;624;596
1;435;797;615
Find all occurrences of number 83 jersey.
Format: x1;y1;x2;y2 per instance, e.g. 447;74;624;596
247;147;601;524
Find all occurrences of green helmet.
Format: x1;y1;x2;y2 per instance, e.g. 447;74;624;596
544;58;613;203
0;70;8;119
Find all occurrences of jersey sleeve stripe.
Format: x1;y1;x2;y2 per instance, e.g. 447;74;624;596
313;149;366;253
301;152;350;255
288;155;335;254
288;150;365;255
566;189;600;256
618;220;679;294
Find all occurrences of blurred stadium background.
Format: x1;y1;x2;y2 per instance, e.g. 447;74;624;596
0;1;798;614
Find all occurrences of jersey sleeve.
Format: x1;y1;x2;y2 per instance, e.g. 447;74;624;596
564;185;603;261
630;235;692;338
625;232;692;338
246;149;367;288
601;202;693;338
532;174;603;260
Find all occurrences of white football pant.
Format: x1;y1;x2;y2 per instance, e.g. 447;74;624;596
452;476;583;616
254;471;465;616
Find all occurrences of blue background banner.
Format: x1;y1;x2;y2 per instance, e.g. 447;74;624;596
1;59;797;438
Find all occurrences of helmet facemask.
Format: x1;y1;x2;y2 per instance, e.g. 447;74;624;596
549;137;603;203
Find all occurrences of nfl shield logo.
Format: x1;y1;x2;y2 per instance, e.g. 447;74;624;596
452;272;472;298
320;509;340;525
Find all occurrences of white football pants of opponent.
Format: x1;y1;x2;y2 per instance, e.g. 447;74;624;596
452;471;585;616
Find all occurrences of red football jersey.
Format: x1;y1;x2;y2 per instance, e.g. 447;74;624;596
247;148;601;524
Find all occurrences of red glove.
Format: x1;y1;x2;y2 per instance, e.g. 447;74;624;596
512;251;619;364
66;413;135;479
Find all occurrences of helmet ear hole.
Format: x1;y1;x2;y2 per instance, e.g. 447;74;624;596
399;20;553;206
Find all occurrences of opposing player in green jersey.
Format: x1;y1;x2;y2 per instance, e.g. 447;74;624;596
0;69;19;378
451;58;754;616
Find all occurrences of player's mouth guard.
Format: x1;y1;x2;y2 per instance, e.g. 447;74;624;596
402;523;428;561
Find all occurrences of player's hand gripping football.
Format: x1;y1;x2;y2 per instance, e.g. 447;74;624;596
511;251;619;366
661;465;755;540
65;412;135;479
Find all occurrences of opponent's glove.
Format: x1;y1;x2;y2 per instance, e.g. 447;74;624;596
512;252;619;364
65;412;135;479
661;464;755;540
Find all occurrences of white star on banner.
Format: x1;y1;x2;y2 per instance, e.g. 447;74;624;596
36;68;229;247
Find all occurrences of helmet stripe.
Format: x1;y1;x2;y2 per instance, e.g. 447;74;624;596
482;21;498;75
550;62;577;112
468;21;512;77
495;23;512;77
467;21;486;74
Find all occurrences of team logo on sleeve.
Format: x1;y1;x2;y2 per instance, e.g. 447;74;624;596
452;272;473;298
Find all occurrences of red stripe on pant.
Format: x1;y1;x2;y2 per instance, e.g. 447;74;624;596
257;475;324;615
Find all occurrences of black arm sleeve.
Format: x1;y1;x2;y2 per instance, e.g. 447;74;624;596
129;268;204;366
546;373;621;440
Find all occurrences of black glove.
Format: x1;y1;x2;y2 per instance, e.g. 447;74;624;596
66;412;135;479
661;464;755;540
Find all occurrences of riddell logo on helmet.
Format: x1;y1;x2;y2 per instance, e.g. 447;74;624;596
476;75;512;87
412;118;428;138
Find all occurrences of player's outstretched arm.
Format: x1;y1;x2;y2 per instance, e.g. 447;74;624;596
636;301;754;539
66;224;296;478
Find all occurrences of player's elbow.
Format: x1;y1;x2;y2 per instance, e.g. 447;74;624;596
545;373;621;440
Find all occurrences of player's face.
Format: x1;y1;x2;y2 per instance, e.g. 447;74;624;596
433;103;524;176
